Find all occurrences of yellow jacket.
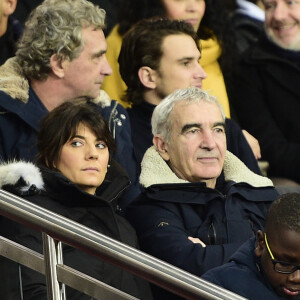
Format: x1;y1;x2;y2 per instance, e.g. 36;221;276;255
102;25;230;117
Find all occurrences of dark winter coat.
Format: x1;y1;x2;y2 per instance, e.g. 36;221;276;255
0;161;152;300
202;237;291;300
126;147;278;277
0;57;140;209
231;33;300;183
127;101;261;175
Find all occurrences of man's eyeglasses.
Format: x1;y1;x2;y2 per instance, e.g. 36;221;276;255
264;233;300;274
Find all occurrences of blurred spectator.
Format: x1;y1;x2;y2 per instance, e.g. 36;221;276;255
12;0;123;35
231;0;300;184
0;0;23;65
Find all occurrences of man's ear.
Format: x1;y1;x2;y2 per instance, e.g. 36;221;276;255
138;66;157;89
50;54;66;79
254;230;265;257
3;0;17;16
153;135;170;161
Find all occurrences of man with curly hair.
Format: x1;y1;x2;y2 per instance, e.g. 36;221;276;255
0;0;139;209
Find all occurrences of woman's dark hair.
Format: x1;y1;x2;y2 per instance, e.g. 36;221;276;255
36;99;116;169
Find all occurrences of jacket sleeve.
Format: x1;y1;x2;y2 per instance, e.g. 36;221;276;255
126;201;243;277
231;59;300;182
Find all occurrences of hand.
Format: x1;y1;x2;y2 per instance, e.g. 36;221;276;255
188;236;206;247
242;130;261;160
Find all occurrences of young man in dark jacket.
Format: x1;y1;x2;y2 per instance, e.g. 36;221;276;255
231;0;300;184
202;193;300;300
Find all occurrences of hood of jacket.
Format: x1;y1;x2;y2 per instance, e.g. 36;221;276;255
140;146;273;188
0;57;111;107
0;161;44;194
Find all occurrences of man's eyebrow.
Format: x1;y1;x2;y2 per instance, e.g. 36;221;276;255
177;56;195;63
181;123;201;134
92;50;106;58
215;122;226;129
181;121;226;134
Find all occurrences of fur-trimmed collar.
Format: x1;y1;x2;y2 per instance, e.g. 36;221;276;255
140;146;273;188
0;161;44;192
0;57;111;107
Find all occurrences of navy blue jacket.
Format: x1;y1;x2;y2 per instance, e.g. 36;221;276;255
0;58;140;209
202;237;291;300
126;148;278;277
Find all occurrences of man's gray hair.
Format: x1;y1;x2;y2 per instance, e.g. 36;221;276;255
152;87;225;142
16;0;106;80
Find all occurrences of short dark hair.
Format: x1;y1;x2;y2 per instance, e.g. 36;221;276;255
118;18;199;105
266;193;300;234
36;99;116;169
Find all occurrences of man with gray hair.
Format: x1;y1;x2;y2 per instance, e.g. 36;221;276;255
126;86;278;298
0;0;139;208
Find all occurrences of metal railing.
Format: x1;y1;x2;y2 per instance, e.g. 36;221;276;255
0;189;247;300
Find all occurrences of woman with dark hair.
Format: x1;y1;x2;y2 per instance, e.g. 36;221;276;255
102;0;236;119
0;99;152;299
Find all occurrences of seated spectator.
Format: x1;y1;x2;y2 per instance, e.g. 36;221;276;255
0;100;152;299
0;0;139;209
0;0;23;65
231;0;300;184
102;0;232;119
202;192;300;300
118;18;262;175
126;87;278;298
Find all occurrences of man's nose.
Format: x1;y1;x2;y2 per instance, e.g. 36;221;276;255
195;64;207;80
102;55;112;76
186;0;197;12
272;2;289;21
200;130;216;149
288;269;300;283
